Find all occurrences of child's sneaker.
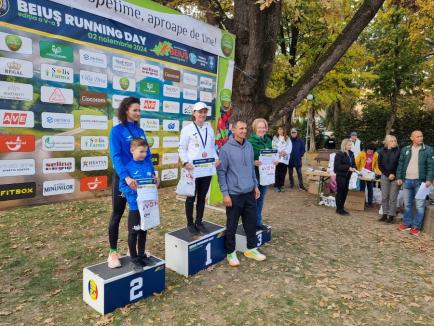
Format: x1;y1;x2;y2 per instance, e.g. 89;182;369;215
409;227;420;236
244;248;266;261
399;223;411;231
227;251;240;267
107;252;121;268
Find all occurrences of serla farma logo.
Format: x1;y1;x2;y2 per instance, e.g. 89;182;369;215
0;0;10;17
88;279;98;301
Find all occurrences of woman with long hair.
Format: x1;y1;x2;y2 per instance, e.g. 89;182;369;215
107;97;153;268
272;126;292;192
334;138;357;215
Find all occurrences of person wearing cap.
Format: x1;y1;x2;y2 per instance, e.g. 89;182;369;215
288;128;307;191
350;132;362;158
178;102;220;235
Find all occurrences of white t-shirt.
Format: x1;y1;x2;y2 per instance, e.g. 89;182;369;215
178;121;219;164
272;136;292;164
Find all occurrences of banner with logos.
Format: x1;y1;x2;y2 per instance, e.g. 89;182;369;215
0;0;234;209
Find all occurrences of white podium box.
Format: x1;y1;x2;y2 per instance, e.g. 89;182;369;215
235;224;272;252
165;221;226;276
83;255;165;314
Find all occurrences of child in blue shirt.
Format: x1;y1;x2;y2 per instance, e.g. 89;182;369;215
119;138;157;269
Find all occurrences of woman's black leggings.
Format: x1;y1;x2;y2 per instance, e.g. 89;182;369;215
108;173;127;250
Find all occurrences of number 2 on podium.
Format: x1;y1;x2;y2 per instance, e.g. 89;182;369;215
205;242;212;265
130;277;143;301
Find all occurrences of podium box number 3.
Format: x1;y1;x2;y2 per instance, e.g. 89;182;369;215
165;221;226;276
83;256;165;314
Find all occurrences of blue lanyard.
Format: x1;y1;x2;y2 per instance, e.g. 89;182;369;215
193;122;208;150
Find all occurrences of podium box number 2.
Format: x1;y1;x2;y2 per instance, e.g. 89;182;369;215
235;224;272;252
165;221;226;276
83;256;165;314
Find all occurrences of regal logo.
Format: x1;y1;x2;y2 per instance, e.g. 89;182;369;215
88;279;98;301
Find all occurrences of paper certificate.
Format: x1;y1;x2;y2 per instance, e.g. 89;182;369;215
415;182;433;200
192;158;216;178
136;178;158;201
138;199;160;231
259;149;278;165
258;149;278;185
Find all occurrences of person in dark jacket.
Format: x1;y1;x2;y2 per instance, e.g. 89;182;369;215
288;128;306;190
334;138;357;215
378;135;400;223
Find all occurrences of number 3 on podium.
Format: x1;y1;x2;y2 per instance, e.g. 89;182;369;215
205;243;212;266
257;233;263;247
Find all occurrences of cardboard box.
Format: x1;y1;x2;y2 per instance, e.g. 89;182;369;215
422;205;434;237
345;190;365;211
308;180;319;195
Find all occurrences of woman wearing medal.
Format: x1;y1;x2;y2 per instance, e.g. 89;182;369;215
107;97;153;268
179;102;220;235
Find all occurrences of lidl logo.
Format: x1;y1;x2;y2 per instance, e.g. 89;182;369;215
88;279;98;301
0;0;10;17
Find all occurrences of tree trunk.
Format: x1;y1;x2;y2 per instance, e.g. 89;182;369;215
385;93;398;135
308;106;316;152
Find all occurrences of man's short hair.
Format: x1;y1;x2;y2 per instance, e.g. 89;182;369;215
130;138;149;150
233;120;247;128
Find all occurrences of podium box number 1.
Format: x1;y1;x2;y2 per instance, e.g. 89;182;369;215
165;221;226;276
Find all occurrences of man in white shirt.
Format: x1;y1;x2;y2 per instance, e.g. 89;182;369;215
178;102;220;235
350;131;361;158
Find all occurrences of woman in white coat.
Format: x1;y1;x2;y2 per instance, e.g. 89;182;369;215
272;126;292;192
178;102;220;235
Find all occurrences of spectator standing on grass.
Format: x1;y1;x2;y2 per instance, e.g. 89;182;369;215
288;128;307;191
396;130;433;236
350;131;362;158
334;139;357;216
355;143;381;208
378;135;400;224
272;126;292;193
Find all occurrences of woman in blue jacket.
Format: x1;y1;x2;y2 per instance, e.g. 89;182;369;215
107;97;152;268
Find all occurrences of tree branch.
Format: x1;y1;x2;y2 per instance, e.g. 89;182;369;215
269;0;386;122
198;0;235;33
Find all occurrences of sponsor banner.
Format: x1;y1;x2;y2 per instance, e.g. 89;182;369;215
151;153;160;165
162;101;180;114
140;63;161;79
80;70;107;88
183;72;198;86
162;152;179;165
80;176;108;191
0;81;33;101
79;49;107;68
40;41;73;62
150;136;159;149
139;79;160;96
112;94;128;109
0;182;36;201
140;98;160;112
43;179;75;196
41;112;74;129
113;76;136;92
0;57;33;78
0;135;35;152
200;91;213;103
163;119;179;132
42;135;75;151
81;136;109;150
41;64;73;83
183;88;197;101
80;115;108;130
0;32;32;54
81;156;108;171
112;56;135;74
41;86;73;104
79;90;107;107
182;103;194;115
163;85;180;98
200;76;214;89
161;168;179;181
162;136;179;148
0;159;35;177
0;110;34;128
163;68;181;82
140;118;160;131
43;157;75;174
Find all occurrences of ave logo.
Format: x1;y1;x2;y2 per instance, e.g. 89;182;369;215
0;110;34;128
0;135;35;152
80;176;108;191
